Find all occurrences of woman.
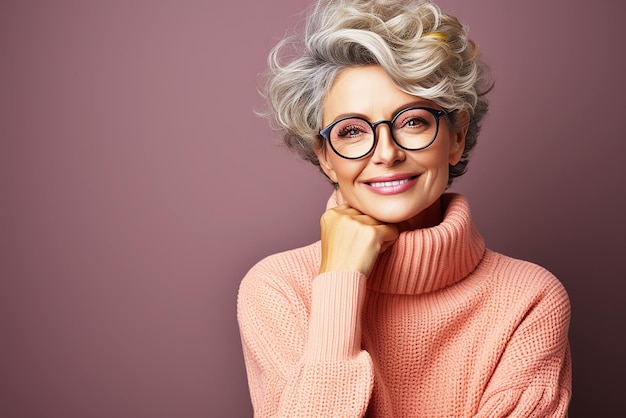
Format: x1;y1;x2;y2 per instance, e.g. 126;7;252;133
238;0;571;416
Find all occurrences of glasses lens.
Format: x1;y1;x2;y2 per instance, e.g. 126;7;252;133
329;117;374;159
392;108;439;150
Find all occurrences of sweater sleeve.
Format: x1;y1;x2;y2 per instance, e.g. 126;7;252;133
475;273;572;418
237;260;374;417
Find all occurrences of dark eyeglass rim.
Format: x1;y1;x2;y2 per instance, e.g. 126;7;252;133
319;106;447;160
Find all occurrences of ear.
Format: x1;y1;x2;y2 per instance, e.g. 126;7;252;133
314;142;338;184
449;110;470;165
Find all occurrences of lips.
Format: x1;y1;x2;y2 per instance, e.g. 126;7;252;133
368;178;412;188
363;174;419;195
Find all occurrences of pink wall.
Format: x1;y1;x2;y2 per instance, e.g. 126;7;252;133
1;0;624;416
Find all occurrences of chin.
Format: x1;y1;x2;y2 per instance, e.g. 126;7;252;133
360;195;442;227
366;209;418;225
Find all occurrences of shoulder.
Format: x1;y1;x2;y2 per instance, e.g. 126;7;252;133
476;250;570;316
242;241;321;284
238;241;321;308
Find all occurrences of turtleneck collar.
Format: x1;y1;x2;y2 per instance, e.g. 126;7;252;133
325;192;486;295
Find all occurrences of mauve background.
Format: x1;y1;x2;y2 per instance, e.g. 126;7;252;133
1;0;624;416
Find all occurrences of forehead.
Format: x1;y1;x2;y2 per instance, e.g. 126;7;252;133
322;65;432;124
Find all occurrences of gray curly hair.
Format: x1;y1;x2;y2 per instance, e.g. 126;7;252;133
262;0;493;185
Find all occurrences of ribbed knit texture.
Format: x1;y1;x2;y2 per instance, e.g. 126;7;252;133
238;193;571;417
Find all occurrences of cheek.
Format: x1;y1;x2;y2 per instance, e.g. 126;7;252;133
330;158;366;184
433;138;456;167
411;146;450;170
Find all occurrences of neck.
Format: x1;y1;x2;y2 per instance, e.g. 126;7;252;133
367;193;486;295
397;197;443;233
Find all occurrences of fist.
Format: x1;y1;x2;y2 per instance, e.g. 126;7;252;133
318;204;399;277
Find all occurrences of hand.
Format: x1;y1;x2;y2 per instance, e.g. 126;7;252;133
318;204;399;277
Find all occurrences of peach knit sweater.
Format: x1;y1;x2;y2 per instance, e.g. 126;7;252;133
237;193;571;417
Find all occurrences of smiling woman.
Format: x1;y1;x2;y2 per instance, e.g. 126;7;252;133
316;66;464;229
237;0;571;416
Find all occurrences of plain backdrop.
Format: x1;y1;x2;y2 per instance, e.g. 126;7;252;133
2;0;625;416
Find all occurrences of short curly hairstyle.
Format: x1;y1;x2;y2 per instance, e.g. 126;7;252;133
262;0;493;185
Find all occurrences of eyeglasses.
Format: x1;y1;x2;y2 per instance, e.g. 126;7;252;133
319;106;447;160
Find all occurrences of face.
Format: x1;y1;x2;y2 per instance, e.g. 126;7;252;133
315;65;468;229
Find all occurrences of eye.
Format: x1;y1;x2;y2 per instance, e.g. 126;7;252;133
337;125;366;137
405;117;427;128
394;109;434;132
332;118;371;139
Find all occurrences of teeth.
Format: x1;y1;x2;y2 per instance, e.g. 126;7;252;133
369;178;410;188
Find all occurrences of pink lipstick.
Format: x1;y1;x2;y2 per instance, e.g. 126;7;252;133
363;174;419;195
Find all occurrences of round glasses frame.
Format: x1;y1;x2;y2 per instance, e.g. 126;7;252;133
319;106;447;160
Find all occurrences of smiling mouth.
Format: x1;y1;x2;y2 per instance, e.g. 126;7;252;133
366;176;417;188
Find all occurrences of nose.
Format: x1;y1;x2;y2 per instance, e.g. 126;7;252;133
371;122;405;165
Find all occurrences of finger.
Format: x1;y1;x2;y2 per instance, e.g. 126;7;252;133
326;206;381;225
332;204;364;216
375;223;399;243
376;224;399;253
352;214;385;226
